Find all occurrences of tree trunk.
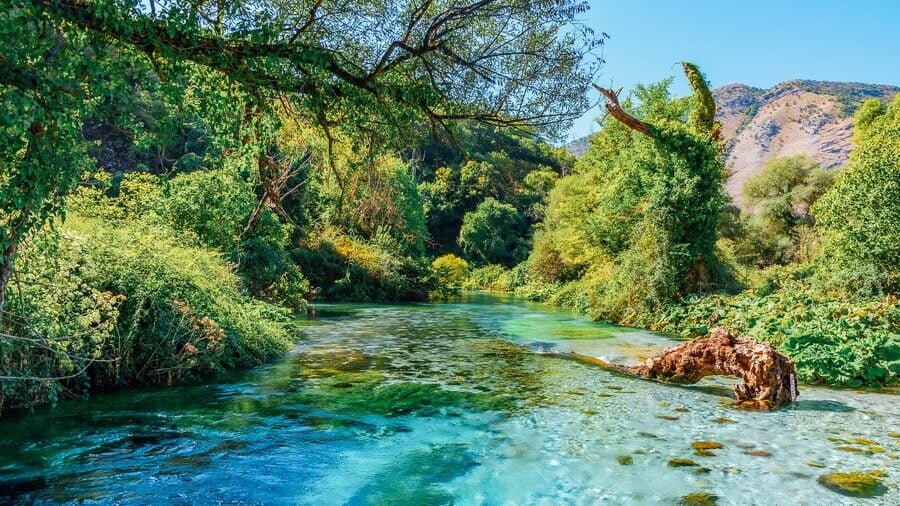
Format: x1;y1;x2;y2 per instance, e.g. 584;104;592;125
0;242;20;324
629;327;798;409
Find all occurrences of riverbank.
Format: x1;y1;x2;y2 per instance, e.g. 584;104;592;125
464;270;899;389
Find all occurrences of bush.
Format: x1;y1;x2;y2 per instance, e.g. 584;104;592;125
429;254;469;300
464;264;511;292
292;227;428;302
1;215;293;412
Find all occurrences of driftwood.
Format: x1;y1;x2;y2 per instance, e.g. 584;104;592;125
562;327;798;409
628;327;798;408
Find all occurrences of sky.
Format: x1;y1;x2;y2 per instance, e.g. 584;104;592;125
566;0;900;141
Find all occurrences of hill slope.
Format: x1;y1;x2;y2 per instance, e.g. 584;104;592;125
567;80;899;203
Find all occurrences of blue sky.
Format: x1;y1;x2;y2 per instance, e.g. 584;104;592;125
566;0;900;141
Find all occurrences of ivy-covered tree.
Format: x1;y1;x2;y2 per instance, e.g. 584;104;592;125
532;63;727;320
0;0;601;318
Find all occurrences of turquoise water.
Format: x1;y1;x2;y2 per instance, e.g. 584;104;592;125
0;294;897;504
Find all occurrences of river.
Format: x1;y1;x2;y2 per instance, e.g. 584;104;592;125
0;294;896;504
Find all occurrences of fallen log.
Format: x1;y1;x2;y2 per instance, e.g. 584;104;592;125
628;327;798;409
556;327;798;409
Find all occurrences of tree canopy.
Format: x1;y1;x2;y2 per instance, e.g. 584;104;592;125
0;0;601;316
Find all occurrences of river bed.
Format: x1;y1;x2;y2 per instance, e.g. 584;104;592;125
0;294;897;504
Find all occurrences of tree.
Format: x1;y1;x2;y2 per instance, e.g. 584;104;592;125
458;198;526;265
814;96;900;295
0;0;601;318
733;155;836;267
534;63;727;319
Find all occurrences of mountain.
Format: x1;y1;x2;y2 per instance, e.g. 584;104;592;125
566;80;900;204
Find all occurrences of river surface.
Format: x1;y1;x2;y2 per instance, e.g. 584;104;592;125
0;294;897;505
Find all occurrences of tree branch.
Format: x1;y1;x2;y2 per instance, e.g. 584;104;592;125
591;83;650;136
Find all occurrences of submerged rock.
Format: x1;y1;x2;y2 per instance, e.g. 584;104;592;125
691;441;724;450
677;492;718;505
817;472;886;498
668;458;700;468
628;328;798;408
617;455;634;465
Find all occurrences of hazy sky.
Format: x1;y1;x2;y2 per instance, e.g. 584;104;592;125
567;0;900;141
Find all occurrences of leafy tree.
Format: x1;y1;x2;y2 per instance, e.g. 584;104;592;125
814;96;900;295
0;0;600;318
458;198;526;266
532;64;727;319
735;155;836;267
429;253;469;299
417;122;573;254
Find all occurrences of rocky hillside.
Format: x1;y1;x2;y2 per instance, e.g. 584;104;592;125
568;80;899;204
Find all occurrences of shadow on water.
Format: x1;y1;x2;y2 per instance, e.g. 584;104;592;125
791;399;856;412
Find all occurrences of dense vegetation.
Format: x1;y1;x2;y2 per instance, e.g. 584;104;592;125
1;1;897;412
467;72;899;388
0;0;599;411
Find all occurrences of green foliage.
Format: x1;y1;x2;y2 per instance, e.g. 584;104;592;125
645;282;899;387
458;198;527;266
733;155;836;267
1;213;293;412
429;254;469;300
292;227;428;302
814;97;900;296
529;68;727;320
152;163;255;253
416;122;572;256
464;265;512;292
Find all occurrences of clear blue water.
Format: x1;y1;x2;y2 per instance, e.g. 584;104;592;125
0;294;897;505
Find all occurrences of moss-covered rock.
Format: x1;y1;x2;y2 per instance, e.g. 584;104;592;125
617;455;634;465
676;492;718;505
817;472;886;498
668;458;699;468
691;441;724;450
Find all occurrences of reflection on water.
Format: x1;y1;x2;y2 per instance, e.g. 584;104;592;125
0;294;897;504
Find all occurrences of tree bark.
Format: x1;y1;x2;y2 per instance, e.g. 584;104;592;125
629;327;798;409
591;84;651;136
0;243;20;324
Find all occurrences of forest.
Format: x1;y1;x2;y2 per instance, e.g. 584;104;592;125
0;0;897;416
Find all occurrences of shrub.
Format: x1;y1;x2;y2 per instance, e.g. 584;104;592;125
1;215;293;412
292;227;428;302
429;254;469;300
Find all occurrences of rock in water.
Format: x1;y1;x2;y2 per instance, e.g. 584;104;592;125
629;327;798;408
